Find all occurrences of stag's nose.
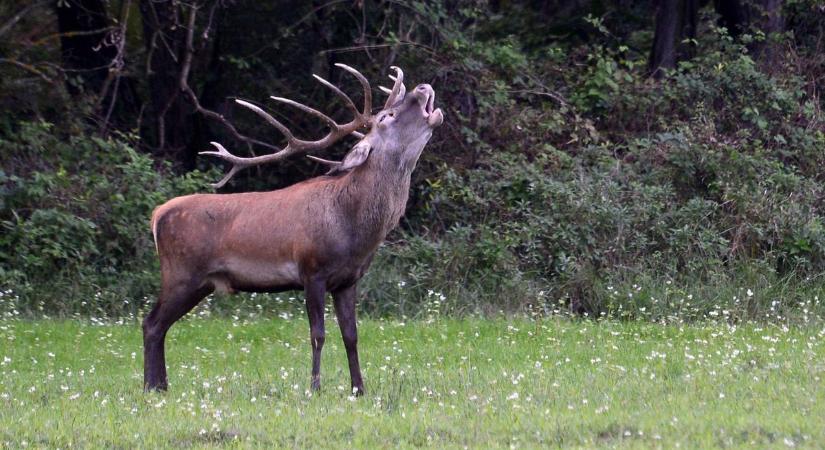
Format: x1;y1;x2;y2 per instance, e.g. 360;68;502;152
415;84;433;105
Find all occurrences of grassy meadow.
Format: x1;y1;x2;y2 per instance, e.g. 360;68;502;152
3;1;825;448
1;310;824;448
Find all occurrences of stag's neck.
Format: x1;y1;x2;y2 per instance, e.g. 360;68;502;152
334;155;413;243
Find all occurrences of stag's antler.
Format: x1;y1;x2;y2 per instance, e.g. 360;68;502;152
380;66;405;109
201;64;402;188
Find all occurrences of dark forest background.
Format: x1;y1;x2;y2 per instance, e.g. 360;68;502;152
1;0;824;320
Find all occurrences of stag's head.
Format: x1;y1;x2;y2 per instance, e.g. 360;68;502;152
360;68;443;167
327;67;443;174
201;65;443;187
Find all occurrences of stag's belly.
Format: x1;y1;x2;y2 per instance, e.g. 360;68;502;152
207;257;302;293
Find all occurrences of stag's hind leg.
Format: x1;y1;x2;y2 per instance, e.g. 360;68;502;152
143;280;213;391
332;284;364;396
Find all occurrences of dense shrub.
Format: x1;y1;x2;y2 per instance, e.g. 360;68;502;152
0;121;216;316
0;2;823;321
358;6;825;319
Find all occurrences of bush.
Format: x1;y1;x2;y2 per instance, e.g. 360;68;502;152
0;121;216;316
357;9;825;320
1;2;823;322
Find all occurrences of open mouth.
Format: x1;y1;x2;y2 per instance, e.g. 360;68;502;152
415;84;435;116
414;84;443;127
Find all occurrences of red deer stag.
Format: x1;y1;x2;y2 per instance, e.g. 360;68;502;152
144;64;443;394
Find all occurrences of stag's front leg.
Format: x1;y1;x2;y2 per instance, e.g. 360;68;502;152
304;279;326;392
332;284;364;396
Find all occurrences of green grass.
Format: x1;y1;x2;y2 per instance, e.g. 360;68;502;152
1;314;823;448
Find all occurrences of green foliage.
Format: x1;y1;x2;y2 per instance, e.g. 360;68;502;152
356;2;825;318
0;121;216;316
0;1;823;320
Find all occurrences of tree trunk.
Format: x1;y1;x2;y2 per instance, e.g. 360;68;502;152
188;6;226;168
54;0;115;95
714;0;784;65
649;0;700;77
139;0;194;169
650;0;682;76
752;0;784;67
714;0;749;37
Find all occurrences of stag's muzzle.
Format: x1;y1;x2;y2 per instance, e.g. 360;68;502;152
413;84;444;127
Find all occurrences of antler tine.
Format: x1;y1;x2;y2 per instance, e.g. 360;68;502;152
334;63;372;116
201;65;378;188
396;82;406;105
312;74;358;117
279;64;374;136
270;96;337;130
200;137;311;188
306;155;342;166
235;99;295;142
199;142;250;188
383;66;404;109
379;84;405;106
211;166;240;189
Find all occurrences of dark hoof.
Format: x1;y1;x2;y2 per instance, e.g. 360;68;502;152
144;382;168;392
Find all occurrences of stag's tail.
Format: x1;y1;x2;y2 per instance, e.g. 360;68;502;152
150;207;162;254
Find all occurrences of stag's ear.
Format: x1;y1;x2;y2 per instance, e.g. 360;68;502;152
339;142;372;171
